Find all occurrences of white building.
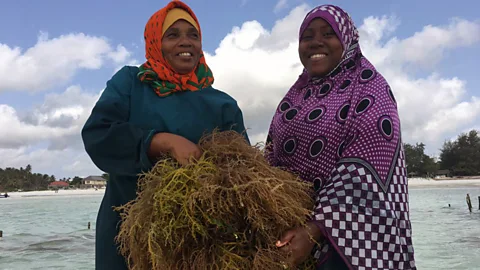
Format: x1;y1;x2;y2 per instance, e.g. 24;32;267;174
81;176;107;189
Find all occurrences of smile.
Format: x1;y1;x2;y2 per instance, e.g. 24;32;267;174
310;54;327;59
177;52;192;57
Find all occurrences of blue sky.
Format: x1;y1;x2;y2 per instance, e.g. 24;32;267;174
1;0;479;177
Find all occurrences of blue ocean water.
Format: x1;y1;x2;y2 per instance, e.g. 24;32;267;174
0;187;479;269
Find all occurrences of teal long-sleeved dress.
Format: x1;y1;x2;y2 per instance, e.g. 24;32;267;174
81;66;249;270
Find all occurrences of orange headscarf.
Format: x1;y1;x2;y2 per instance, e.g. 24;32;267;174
138;0;214;97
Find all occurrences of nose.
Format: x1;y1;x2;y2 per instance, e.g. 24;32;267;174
309;37;325;49
178;35;193;47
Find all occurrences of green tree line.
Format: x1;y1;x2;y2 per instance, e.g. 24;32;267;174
0;165;109;192
404;129;480;178
0;165;56;192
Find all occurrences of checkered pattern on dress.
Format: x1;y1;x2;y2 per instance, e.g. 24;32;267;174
313;146;416;270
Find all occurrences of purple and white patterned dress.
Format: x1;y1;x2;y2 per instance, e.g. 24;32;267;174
265;5;416;270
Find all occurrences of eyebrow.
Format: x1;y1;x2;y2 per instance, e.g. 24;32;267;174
307;25;333;31
166;26;198;33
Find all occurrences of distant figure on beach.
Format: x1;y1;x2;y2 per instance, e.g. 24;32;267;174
88;222;91;230
81;1;249;269
466;193;472;213
448;204;451;207
3;193;8;198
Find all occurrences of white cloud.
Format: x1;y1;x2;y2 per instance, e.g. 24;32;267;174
359;17;480;71
108;44;132;64
0;32;132;93
0;84;103;177
0;85;100;149
274;0;289;13
356;16;480;155
398;18;480;67
0;147;101;178
205;5;310;139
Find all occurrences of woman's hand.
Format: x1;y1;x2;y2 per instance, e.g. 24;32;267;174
148;133;202;166
276;221;323;267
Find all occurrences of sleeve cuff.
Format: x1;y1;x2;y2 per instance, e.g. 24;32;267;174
140;129;158;172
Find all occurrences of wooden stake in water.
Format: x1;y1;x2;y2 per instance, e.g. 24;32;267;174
478;196;480;210
466;194;472;213
0;230;3;238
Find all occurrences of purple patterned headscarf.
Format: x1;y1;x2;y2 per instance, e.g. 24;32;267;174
265;5;416;269
293;5;360;89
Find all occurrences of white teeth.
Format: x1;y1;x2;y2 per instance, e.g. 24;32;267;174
310;54;326;59
179;52;192;56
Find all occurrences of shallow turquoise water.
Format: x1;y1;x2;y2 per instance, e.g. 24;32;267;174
0;187;479;269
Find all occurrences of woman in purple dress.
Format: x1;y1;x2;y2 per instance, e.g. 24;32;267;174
266;5;416;270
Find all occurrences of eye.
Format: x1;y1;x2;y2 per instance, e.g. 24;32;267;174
323;32;335;37
300;29;314;41
166;32;178;38
301;35;313;41
190;32;199;39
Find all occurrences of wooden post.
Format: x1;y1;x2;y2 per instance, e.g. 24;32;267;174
88;222;91;230
466;194;472;213
478;196;480;210
0;230;3;238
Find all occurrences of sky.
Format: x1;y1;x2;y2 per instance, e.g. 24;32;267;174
1;0;479;178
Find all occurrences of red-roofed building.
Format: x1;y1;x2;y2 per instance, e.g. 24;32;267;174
48;181;69;190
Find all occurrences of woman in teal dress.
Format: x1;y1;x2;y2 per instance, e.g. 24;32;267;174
81;1;249;269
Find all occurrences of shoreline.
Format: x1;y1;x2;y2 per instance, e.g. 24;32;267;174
408;177;480;188
3;189;105;199
2;177;480;199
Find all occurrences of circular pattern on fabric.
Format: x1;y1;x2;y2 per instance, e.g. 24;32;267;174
387;85;397;105
345;129;359;149
283;137;297;155
305;106;326;123
330;66;342;78
308;137;327;159
304;88;313;100
337;140;346;158
344;59;356;70
313;177;323;192
355;95;375;116
278;100;291;113
283;108;299;122
339;79;352;92
359;68;376;83
336;102;350;124
378;115;394;140
317;81;333;97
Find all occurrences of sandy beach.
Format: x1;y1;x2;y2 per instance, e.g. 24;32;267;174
2;177;480;199
408;177;480;188
3;188;105;199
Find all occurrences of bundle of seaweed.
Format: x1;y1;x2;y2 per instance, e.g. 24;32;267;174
115;130;316;270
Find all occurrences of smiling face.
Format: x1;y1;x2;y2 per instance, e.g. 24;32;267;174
299;18;343;77
161;19;202;75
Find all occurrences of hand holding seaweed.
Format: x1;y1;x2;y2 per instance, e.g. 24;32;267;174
116;130;317;270
148;133;203;166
